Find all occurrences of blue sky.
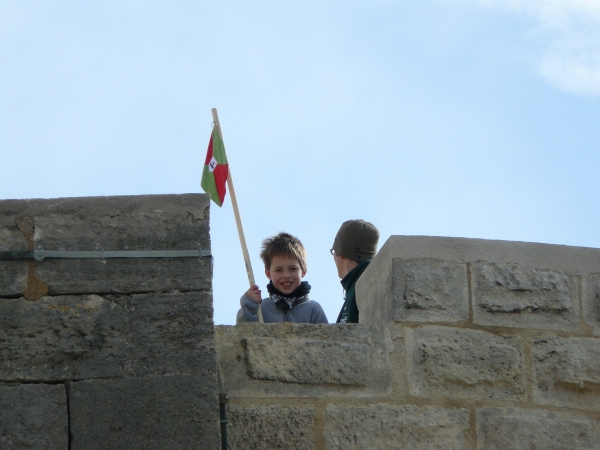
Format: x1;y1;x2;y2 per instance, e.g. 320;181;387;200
1;1;599;325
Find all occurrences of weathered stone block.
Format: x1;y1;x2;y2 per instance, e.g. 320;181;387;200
0;265;26;298
227;405;315;450
215;324;393;398
69;375;220;450
398;260;468;322
406;326;525;400
0;194;211;297
0;292;216;381
583;274;600;336
473;262;579;330
477;407;600;450
0;383;68;449
387;324;410;397
324;404;470;450
533;337;600;411
0;221;27;296
357;259;468;324
244;337;370;385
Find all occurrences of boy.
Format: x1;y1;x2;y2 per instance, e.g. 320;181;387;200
331;219;380;323
236;232;328;323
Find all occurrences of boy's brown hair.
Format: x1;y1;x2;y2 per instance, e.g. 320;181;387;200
260;232;307;272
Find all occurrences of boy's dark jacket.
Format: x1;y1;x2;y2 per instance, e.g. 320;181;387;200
336;259;371;324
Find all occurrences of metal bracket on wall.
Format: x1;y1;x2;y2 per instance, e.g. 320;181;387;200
0;248;212;261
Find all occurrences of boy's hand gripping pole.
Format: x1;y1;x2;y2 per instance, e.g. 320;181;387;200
212;108;264;323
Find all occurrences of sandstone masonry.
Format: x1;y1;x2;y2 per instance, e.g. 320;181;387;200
3;198;600;449
0;194;219;449
217;236;600;449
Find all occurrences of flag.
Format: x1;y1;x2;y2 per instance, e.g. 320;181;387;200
201;127;229;206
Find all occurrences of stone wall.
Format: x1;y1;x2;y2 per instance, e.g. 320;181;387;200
216;236;600;450
0;194;220;449
3;196;599;450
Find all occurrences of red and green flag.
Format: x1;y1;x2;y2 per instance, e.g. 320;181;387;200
201;127;229;206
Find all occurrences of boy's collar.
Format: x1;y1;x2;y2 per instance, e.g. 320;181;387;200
267;280;311;299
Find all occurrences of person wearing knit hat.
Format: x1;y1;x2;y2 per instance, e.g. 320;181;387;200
331;219;380;323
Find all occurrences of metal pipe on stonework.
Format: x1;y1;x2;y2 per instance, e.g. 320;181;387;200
0;249;212;261
0;250;34;260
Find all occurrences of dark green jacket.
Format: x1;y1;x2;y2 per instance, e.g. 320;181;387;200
336;259;371;324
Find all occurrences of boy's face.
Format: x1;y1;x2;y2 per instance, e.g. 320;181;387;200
265;255;306;295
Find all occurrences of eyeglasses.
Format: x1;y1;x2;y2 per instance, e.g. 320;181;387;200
330;248;335;256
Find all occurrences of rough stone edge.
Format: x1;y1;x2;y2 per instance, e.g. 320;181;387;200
375;235;600;276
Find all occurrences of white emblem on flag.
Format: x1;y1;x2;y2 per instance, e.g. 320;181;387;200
208;156;218;172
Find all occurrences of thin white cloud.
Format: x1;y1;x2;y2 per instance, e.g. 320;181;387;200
462;0;600;96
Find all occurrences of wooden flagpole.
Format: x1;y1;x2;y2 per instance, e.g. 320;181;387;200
211;108;264;323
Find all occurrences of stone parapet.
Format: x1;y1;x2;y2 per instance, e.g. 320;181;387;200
217;321;600;449
217;236;600;449
0;194;211;298
216;323;393;399
357;235;600;331
0;194;219;449
4;212;599;449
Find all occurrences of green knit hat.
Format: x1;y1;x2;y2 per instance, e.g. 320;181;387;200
332;220;379;262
